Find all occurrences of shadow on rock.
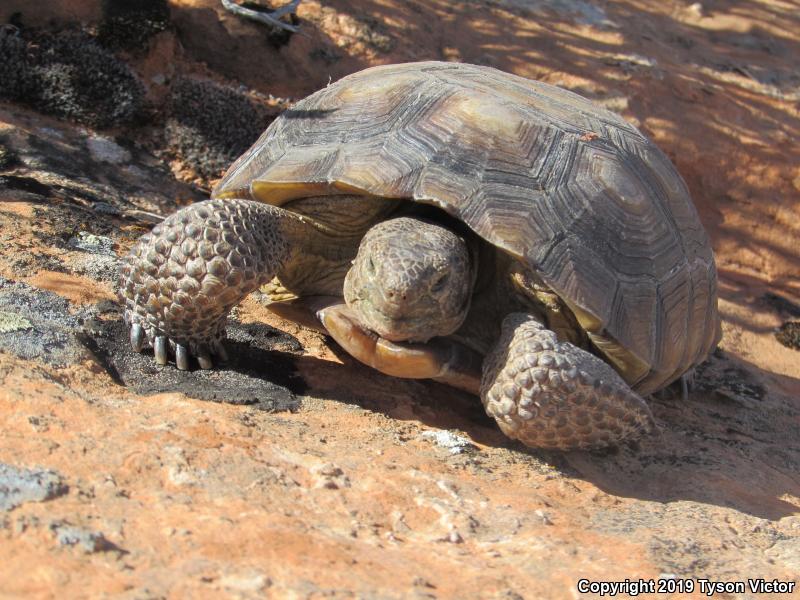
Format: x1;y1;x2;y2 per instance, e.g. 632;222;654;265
564;350;800;521
264;320;800;523
89;317;305;412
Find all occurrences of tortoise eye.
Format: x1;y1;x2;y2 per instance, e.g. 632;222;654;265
367;257;376;274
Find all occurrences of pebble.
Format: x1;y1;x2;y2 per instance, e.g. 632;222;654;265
52;523;116;553
420;430;477;455
92;202;121;216
311;463;350;489
446;530;463;544
687;3;704;17
68;231;116;256
219;572;270;593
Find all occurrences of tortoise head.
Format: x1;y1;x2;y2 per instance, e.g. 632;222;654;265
344;217;473;343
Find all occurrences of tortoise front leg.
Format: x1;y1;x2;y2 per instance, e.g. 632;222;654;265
481;313;656;450
118;199;298;370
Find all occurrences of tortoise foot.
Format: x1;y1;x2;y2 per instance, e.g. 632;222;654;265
118;199;290;370
481;313;657;450
123;308;228;370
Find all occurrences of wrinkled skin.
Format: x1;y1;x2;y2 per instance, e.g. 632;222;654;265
344;217;473;343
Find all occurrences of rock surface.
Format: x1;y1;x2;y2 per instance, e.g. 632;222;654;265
0;1;798;598
0;463;68;512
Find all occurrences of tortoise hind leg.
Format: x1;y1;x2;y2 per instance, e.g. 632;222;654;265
481;313;656;450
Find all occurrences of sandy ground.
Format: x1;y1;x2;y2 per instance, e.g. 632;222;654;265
0;1;798;598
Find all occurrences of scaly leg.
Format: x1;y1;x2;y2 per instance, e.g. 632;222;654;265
481;313;656;450
118;199;297;370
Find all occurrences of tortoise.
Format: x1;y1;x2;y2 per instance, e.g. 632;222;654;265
119;61;721;450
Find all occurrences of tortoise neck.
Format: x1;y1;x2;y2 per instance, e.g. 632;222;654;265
268;195;401;298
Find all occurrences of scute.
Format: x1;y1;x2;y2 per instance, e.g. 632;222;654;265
213;61;721;394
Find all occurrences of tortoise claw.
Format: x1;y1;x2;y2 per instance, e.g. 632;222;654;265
680;369;695;400
213;342;228;363
176;344;190;371
130;323;145;352
124;313;229;371
154;336;168;365
197;353;213;370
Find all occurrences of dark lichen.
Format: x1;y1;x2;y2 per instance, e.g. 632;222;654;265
354;15;394;53
0;27;145;128
164;78;273;180
0;139;20;171
97;0;171;52
0;27;36;101
775;321;800;350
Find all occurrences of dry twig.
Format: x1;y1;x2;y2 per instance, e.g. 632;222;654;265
220;0;301;33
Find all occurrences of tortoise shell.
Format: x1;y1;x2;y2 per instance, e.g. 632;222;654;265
213;61;721;394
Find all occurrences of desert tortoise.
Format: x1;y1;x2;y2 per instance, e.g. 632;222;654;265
119;61;721;449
